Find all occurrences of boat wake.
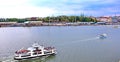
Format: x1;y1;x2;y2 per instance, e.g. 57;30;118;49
79;37;99;42
1;55;54;62
70;37;99;44
1;56;16;62
56;37;100;46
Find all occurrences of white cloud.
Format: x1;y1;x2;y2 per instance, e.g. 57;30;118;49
0;0;28;6
0;5;56;18
0;0;120;18
0;0;56;18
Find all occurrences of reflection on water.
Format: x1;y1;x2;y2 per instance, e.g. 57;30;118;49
17;55;55;62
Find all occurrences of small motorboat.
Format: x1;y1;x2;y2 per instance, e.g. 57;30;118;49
99;33;107;39
14;43;57;60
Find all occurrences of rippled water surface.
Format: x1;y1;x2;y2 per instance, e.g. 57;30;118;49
0;26;120;62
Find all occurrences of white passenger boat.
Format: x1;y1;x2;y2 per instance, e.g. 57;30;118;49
14;43;57;60
99;33;107;39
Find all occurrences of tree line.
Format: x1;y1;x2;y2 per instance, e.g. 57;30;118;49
0;15;97;23
41;15;97;23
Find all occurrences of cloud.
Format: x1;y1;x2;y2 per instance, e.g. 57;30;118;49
0;0;120;18
0;0;56;18
30;0;120;16
0;6;56;18
0;0;29;7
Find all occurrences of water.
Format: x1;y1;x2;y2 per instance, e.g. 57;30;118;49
0;25;120;62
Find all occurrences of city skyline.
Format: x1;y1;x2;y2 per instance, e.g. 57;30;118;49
0;0;120;18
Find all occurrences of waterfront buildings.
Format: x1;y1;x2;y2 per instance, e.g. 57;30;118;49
96;16;112;22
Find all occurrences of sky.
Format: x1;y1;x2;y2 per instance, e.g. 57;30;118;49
0;0;120;18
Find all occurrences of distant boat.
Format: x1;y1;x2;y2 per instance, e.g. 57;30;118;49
14;43;57;60
99;33;107;39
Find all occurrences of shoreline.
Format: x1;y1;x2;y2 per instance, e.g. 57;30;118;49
0;22;120;27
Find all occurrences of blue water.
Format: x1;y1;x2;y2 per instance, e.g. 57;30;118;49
0;25;120;62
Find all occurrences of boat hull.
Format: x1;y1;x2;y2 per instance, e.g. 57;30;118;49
14;53;56;60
